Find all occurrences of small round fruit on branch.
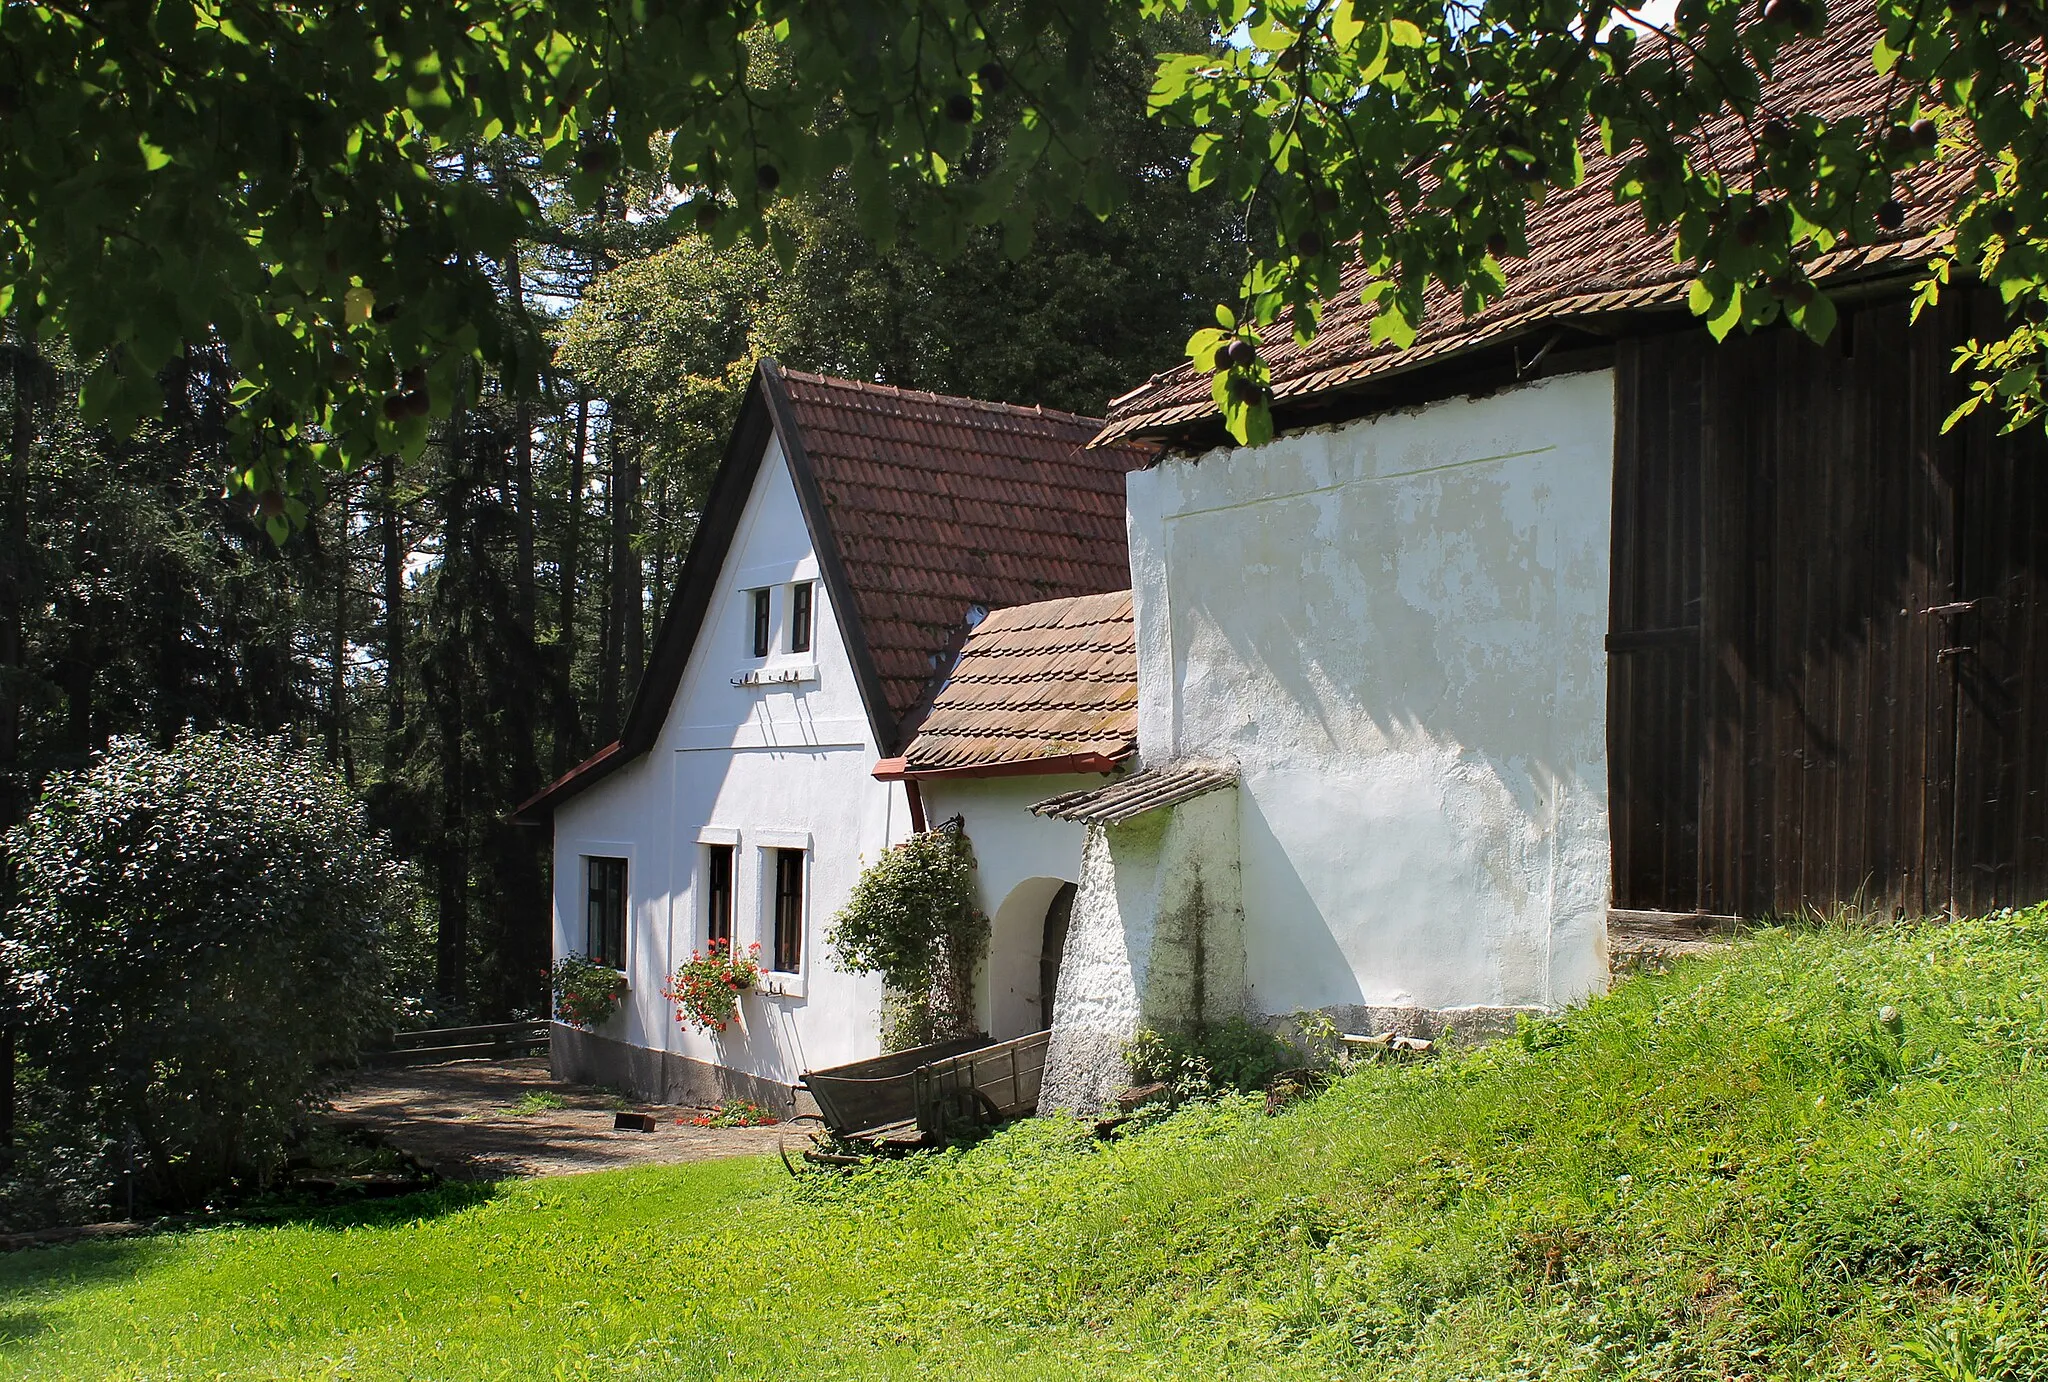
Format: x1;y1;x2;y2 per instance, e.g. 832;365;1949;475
1758;118;1795;151
1770;272;1815;307
1293;228;1326;257
1990;208;2019;238
945;92;975;123
976;62;1007;95
1217;338;1256;370
1486;232;1510;259
1876;198;1907;231
755;163;780;192
1226;375;1269;407
1912;119;1939;149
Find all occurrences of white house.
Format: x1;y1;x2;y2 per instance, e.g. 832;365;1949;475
515;360;1152;1106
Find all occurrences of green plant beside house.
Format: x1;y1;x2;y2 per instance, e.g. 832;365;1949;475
828;821;988;1050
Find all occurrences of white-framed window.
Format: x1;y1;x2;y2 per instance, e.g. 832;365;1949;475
584;855;628;970
748;587;772;658
752;830;812;985
697;827;740;950
788;581;814;654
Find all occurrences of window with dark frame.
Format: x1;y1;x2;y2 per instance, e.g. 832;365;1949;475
789;581;813;654
771;848;805;973
750;588;772;658
585;856;627;970
705;843;734;948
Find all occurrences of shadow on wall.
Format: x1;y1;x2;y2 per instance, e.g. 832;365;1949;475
1233;788;1365;1014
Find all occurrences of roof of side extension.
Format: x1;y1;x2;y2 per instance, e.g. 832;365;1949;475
1098;1;1965;446
876;589;1138;780
516;361;1157;820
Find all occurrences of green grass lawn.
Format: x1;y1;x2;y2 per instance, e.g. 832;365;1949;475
9;912;2048;1380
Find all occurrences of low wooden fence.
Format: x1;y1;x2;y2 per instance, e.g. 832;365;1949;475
366;1019;550;1067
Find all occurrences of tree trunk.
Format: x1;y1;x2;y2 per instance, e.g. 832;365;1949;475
551;392;588;774
381;453;406;776
328;474;355;786
0;335;33;828
600;417;641;736
430;387;473;1012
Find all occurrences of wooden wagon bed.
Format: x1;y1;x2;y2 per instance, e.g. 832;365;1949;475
801;1029;1052;1151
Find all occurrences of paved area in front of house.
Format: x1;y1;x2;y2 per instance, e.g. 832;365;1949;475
324;1057;805;1180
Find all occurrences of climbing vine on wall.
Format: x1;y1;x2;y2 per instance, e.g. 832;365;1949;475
828;820;989;1049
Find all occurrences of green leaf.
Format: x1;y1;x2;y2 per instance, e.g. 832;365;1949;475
137;135;172;171
1792;291;1837;344
1331;1;1365;47
1388;20;1425;48
1706;285;1744;341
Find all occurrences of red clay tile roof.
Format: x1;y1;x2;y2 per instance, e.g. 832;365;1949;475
776;370;1155;732
889;590;1137;776
515;362;1157;820
1099;2;1964;445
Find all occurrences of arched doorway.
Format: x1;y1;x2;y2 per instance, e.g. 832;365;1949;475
983;877;1077;1038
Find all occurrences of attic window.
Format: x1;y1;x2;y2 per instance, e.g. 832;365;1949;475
790;582;813;654
750;588;771;658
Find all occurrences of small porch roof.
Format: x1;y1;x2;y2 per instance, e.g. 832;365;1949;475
1030;762;1237;826
874;590;1137;782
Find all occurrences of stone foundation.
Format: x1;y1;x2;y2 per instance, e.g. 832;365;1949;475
549;1024;819;1118
1283;1003;1548;1045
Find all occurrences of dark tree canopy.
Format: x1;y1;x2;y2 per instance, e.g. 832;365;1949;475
9;0;2048;491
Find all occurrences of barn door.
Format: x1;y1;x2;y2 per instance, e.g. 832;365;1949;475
1607;337;1705;914
1610;302;2045;924
1946;301;2048;914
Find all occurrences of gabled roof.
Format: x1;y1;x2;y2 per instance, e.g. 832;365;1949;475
1099;2;1964;446
516;361;1157;820
874;590;1137;781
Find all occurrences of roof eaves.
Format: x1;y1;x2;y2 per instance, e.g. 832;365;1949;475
872;748;1131;782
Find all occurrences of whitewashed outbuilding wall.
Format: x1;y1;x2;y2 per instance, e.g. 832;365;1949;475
550;436;907;1100
1124;369;1617;1027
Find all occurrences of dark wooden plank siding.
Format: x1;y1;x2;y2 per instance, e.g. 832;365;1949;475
1610;289;2047;919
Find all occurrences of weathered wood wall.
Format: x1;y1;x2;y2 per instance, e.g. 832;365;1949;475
1610;290;2048;919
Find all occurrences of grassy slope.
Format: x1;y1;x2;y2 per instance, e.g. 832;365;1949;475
8;913;2048;1380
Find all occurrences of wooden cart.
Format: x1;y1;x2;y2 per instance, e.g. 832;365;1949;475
909;1030;1052;1142
801;1029;1052;1149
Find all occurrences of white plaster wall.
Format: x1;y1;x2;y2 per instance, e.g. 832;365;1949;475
1124;370;1616;1018
1037;787;1244;1112
922;773;1096;1039
551;436;907;1085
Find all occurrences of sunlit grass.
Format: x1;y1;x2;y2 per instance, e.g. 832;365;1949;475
7;911;2048;1379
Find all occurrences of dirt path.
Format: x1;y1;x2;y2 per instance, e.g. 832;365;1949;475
324;1058;806;1180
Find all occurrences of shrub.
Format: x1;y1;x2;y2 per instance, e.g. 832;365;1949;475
829;822;988;1044
1125;1017;1300;1098
551;953;628;1028
665;940;762;1033
0;731;404;1212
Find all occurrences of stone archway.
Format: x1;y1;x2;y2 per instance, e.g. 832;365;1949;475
982;876;1076;1039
